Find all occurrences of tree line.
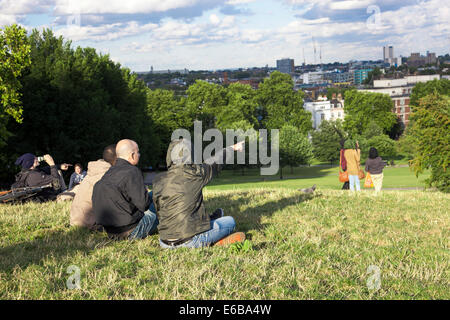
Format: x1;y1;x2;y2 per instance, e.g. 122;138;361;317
1;25;448;191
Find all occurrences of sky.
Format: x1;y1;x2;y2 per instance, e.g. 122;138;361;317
1;0;449;72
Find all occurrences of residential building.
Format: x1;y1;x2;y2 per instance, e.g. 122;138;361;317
407;51;437;67
323;70;353;84
303;94;345;129
353;68;373;85
359;74;441;127
303;71;326;85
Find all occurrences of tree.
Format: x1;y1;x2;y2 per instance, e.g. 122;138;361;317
257;71;312;134
1;29;160;183
410;79;450;109
311;119;346;165
0;24;31;145
185;80;227;131
147;88;190;162
362;121;383;140
343;90;397;137
216;82;258;132
365;135;397;160
279;124;313;178
408;93;449;192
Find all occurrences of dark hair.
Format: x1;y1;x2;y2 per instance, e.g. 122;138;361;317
103;144;117;165
74;163;83;170
369;147;379;159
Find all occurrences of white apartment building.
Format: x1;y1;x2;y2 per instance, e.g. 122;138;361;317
303;71;326;85
304;95;345;129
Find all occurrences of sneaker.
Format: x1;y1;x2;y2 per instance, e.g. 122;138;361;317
210;208;224;220
214;232;246;246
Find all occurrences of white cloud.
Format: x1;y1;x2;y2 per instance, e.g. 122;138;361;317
54;21;158;41
329;0;374;10
0;0;54;15
53;0;213;15
226;0;257;4
209;14;221;25
0;14;22;25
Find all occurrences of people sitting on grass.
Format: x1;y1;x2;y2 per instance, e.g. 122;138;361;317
343;140;361;193
13;153;71;202
152;138;246;249
365;147;387;195
92;139;158;240
69;144;116;231
68;163;86;190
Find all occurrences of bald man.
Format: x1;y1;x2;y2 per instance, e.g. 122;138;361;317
92;139;158;240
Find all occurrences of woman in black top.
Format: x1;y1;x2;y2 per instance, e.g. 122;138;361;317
365;147;386;194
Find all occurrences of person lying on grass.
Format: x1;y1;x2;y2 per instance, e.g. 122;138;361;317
13;153;71;202
152;138;246;249
92;139;158;240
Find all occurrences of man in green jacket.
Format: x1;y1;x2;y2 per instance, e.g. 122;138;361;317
152;139;245;248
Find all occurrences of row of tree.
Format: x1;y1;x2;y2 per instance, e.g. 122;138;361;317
1;25;448;191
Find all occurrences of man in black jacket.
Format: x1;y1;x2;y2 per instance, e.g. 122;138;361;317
13;153;70;202
92;139;158;240
152;138;245;248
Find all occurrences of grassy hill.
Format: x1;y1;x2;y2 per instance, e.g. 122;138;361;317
0;184;448;299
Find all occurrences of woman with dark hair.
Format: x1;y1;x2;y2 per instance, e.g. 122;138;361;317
68;163;86;190
365;147;386;194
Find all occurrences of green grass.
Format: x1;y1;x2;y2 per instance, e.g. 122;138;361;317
207;166;430;191
1;168;448;299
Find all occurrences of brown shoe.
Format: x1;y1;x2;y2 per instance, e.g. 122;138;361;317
214;232;245;246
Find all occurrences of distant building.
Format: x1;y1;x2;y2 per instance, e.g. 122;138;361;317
323;70;353;84
222;72;260;89
303;71;325;84
407;51;437;67
383;45;394;63
276;58;295;74
141;68;189;75
359;74;441;127
353;68;373;85
303;94;345;129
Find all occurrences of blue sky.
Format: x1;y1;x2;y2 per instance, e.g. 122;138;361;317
1;0;449;71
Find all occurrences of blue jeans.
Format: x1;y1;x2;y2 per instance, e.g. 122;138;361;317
128;211;159;240
159;216;236;249
128;191;158;240
349;175;361;192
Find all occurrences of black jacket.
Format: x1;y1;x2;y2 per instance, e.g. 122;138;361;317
152;139;232;241
92;158;150;234
12;165;62;201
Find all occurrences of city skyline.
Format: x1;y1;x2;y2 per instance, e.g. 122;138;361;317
1;0;449;72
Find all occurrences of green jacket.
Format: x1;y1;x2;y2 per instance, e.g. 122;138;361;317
152;139;227;241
